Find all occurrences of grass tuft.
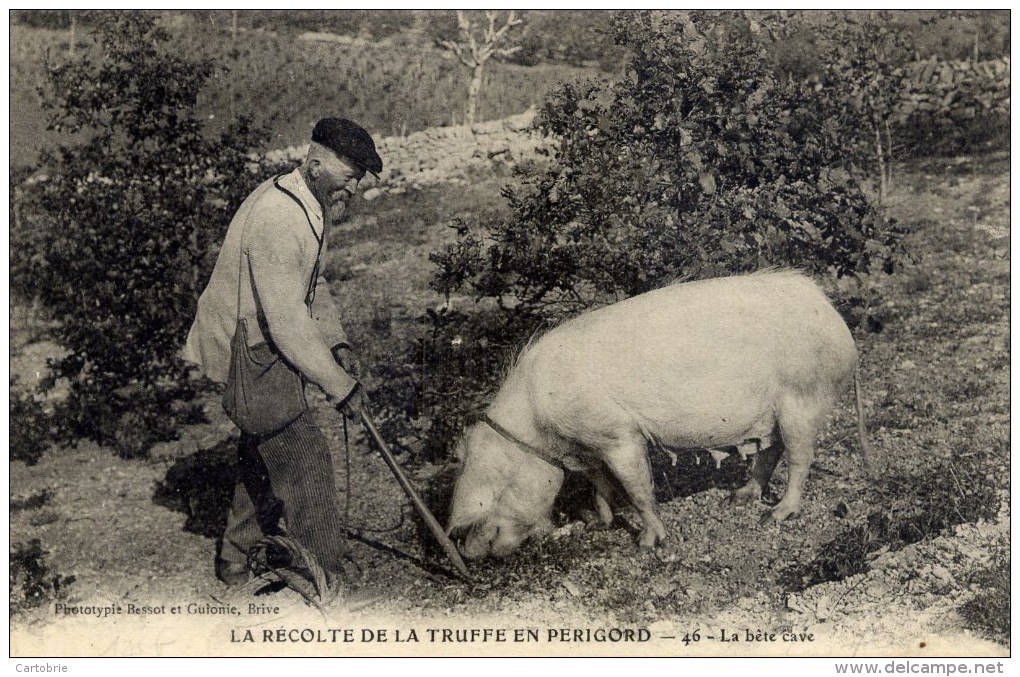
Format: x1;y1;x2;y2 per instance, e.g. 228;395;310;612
959;536;1010;646
9;539;76;615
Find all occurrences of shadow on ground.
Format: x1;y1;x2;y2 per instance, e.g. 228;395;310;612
153;439;238;538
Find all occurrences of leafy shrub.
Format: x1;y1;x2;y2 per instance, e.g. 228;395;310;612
10;540;76;615
811;12;913;201
437;11;900;309
425;307;546;461
10;169;51;306
11;12;270;457
10;380;51;466
423;11;903;455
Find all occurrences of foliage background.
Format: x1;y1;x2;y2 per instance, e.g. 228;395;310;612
9;9;1009;164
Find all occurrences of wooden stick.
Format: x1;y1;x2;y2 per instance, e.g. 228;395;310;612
359;410;473;582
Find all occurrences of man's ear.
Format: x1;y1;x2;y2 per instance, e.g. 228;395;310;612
306;157;321;177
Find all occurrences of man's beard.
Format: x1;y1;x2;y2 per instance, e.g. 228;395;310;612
311;173;352;224
328;193;351;224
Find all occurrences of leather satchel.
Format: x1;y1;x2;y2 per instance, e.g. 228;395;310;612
222;318;307;436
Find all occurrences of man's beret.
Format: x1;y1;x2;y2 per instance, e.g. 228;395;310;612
311;117;383;178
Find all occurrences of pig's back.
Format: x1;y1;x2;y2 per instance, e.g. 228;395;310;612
515;271;856;444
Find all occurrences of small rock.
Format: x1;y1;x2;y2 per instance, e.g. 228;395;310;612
865;584;887;599
931;565;954;585
562;579;581;597
651;581;675;598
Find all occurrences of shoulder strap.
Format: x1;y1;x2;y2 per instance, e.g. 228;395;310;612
272;174;324;306
273;174;321;246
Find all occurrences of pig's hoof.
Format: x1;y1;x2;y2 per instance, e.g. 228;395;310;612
638;521;668;548
759;507;797;526
580;509;611;531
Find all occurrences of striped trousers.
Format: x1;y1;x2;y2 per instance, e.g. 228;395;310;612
219;410;350;575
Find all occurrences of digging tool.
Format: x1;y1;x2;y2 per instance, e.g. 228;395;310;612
358;410;473;582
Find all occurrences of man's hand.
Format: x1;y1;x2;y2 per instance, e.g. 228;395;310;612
336;381;369;419
331;343;363;379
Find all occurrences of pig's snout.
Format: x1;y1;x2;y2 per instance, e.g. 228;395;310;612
453;522;498;560
454;521;533;560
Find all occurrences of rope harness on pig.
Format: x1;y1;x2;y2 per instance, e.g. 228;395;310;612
480;414;586;473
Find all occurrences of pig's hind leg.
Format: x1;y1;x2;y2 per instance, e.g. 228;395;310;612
579;465;621;529
600;435;668;547
727;440;783;507
761;393;832;525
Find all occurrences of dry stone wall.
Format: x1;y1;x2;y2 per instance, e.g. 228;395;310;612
899;57;1010;122
265;108;551;199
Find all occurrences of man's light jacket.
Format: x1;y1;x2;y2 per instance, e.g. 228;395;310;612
183;168;357;401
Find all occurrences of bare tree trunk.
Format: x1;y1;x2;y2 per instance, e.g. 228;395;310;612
191;219;200;300
440;11;522;126
466;63;485;125
884;118;894;192
69;11;76;58
874;121;887;204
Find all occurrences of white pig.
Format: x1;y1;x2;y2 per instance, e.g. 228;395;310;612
447;270;864;559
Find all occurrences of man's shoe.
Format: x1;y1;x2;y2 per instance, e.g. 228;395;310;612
215;558;250;587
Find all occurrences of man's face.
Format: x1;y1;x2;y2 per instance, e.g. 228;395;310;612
311;152;366;218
